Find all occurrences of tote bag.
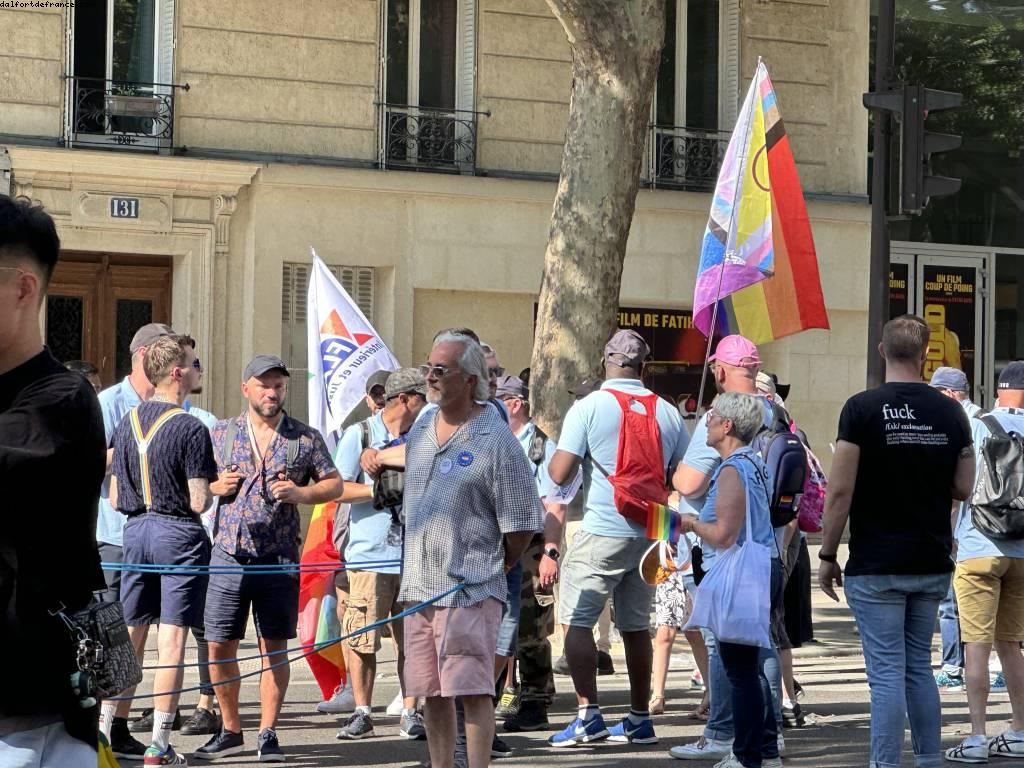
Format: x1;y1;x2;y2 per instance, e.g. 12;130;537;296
683;470;772;648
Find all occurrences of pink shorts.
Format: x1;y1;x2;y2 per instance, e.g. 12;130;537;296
402;598;503;698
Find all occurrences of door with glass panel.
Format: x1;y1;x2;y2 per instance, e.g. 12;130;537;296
46;255;172;389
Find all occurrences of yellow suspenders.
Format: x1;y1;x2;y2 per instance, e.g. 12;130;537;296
128;406;187;510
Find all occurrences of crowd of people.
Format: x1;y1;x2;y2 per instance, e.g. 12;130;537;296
4;199;1024;768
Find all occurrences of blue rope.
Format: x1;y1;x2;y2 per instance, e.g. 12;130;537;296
108;583;465;700
101;559;401;575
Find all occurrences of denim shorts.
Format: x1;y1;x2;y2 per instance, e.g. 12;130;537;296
120;513;210;628
203;546;299;642
558;531;654;633
495;561;524;656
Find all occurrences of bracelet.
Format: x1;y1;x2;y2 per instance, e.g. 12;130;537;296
818;552;838;563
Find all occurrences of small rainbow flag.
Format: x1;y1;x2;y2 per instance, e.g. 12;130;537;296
645;502;682;543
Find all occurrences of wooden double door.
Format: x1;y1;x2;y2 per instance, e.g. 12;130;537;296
46;253;172;389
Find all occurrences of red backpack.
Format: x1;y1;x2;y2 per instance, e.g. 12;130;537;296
590;390;668;525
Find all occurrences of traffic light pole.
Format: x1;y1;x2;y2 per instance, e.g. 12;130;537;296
867;0;896;390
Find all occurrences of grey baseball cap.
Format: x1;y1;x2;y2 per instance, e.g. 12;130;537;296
243;354;290;381
365;369;391;395
930;367;969;392
604;329;650;368
384;367;427;400
998;361;1024;391
129;323;175;354
495;375;528;400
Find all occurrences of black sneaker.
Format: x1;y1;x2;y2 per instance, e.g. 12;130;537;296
503;700;549;732
597;650;616;676
494;686;521;719
553;655;571;676
129;707;182;733
110;718;148;762
491;735;513;758
180;707;221;737
782;701;806;728
256;728;285;763
194;728;245;761
336;711;375;740
793;679;805;700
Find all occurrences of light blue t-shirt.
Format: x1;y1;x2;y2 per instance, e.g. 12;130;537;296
955;407;1024;561
187;404;218;430
557;379;689;538
96;377;144;546
700;448;778;567
334;412;402;574
516;421;556;500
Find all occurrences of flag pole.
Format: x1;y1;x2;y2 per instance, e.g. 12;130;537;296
695;59;763;416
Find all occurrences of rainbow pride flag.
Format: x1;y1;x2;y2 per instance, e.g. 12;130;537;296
645;502;682;544
298;500;345;700
693;61;828;344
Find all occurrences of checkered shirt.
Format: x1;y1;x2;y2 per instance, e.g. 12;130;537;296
399;404;544;608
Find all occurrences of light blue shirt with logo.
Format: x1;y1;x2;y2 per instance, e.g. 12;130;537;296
557;379;689;538
334;412;402;574
955;406;1024;561
515;421;556;499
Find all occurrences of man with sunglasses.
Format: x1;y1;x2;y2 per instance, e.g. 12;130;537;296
199;355;342;762
334;368;428;741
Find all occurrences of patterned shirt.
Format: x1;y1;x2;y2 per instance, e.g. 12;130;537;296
400;404;544;608
210;411;337;560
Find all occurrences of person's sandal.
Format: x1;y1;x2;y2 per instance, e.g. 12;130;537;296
648;695;665;716
688;700;710;721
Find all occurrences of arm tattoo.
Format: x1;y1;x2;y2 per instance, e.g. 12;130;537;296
188;478;212;514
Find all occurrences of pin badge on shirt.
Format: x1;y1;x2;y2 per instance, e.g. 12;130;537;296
457;451;474;467
439;458;454;475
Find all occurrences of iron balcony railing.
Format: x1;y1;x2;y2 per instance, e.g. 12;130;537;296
648;124;731;191
65;76;189;151
379;103;489;173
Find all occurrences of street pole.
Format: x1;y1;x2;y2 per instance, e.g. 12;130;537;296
867;0;896;389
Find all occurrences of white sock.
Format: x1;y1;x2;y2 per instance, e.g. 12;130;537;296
1007;728;1024;739
99;703;117;740
402;707;417;717
355;705;372;716
151;710;175;751
578;704;599;721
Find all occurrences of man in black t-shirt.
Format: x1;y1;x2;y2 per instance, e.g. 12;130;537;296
110;334;218;766
0;196;106;765
818;314;975;768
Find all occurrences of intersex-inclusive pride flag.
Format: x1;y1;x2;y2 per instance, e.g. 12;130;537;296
693;61;828;343
301;249;400;699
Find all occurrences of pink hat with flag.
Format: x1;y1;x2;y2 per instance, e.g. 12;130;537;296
708;335;761;368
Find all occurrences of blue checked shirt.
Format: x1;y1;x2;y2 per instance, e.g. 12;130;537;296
400;404;544;608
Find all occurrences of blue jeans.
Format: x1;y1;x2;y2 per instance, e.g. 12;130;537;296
846;573;951;768
938;583;963;672
703;558;784;746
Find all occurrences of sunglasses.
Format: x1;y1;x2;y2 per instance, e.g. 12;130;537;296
192;358;202;371
419;364;458;379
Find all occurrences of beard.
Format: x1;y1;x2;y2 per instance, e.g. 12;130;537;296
426;388;443;405
255;401;283;418
191;386;203;395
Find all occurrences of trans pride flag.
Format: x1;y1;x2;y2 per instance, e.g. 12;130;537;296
693;62;828;344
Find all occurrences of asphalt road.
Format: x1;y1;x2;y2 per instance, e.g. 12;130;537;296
126;544;1013;767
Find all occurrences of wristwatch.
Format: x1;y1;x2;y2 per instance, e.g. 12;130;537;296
544;546;560;561
818;552;838;563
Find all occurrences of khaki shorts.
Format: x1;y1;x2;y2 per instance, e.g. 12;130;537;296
343;570;402;653
954;556;1024;643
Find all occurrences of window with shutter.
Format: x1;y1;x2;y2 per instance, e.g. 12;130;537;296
280;262;375;424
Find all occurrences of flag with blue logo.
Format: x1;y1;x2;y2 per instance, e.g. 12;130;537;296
307;250;400;445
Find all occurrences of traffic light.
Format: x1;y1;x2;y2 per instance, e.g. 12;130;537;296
863;83;962;215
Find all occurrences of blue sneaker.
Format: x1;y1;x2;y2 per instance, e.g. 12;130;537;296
548;715;609;747
992;671;1008;693
608;716;658;744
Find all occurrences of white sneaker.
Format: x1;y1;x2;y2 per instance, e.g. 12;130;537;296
778;733;785;753
669;737;733;760
386;692;404;717
763;758;783;768
946;737;989;763
989;730;1024;758
711;755;744;768
317;682;355;714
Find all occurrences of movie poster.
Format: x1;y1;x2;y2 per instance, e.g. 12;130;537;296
921;264;976;387
889;262;909;318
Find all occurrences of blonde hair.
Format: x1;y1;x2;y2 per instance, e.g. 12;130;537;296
143;335;194;385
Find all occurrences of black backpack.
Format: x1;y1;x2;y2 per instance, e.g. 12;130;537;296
528;425;548;477
750;402;808;527
970;413;1024;540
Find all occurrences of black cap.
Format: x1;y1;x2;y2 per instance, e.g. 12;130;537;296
365;369;391;395
569;378;601;397
998;361;1024;391
243;354;290;381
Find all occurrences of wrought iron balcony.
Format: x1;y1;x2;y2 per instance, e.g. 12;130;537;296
65;77;188;151
379;103;488;173
648;125;731;191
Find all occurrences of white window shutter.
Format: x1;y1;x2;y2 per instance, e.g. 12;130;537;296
157;0;175;85
720;0;740;129
456;0;476;113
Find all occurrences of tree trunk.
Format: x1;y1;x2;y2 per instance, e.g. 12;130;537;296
531;0;665;437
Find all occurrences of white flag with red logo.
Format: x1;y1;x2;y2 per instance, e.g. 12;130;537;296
307;250;399;444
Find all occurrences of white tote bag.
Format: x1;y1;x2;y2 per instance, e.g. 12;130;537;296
683;478;772;648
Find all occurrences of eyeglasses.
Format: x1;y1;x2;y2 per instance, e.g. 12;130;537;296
488;366;505;378
192;358;202;371
419;364;457;379
705;410;718;426
0;266;27;279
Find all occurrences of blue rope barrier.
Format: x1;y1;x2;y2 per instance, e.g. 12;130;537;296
101;559;401;575
107;582;465;700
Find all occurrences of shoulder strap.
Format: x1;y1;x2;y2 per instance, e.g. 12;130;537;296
221;419;239;468
286;436;299;474
528;425;548;466
360;420;371;451
979;412;1010;439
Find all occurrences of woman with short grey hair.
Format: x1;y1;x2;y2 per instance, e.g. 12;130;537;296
675;391;782;768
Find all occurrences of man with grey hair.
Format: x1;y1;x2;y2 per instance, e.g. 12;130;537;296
401;332;543;768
